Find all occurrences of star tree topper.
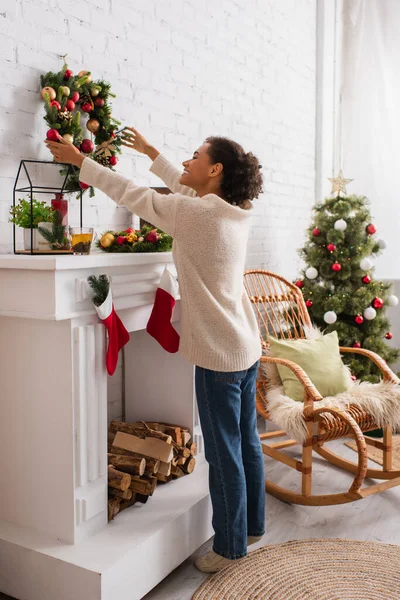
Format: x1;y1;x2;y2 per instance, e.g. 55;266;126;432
328;170;353;196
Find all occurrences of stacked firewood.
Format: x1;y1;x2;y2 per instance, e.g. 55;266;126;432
107;420;197;521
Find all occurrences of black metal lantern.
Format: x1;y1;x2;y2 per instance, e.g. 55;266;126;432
12;159;83;255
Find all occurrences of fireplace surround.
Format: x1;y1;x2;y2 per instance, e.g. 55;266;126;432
0;252;212;600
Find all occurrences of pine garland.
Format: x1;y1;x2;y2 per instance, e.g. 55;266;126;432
87;274;110;306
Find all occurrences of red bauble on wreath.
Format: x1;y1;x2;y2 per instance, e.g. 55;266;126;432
295;280;304;289
80;139;94;154
362;275;371;284
366;223;377;235
372;297;384;309
46;128;59;141
312;228;321;237
109;155;118;166
355;315;364;325
327;243;336;252
305;300;313;308
331;262;342;272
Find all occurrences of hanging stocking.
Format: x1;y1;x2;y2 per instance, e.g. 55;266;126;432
87;274;130;375
147;267;180;353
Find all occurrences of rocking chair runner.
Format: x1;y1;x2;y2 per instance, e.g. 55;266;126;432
244;269;400;506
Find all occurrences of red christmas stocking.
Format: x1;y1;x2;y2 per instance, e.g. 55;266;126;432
147;267;180;353
95;288;130;375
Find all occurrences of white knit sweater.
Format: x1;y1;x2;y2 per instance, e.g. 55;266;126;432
80;154;261;372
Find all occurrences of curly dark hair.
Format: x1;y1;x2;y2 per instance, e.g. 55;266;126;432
205;136;263;207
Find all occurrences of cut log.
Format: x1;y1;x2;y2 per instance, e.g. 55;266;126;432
108;466;131;491
119;493;137;512
186;442;197;456
111;445;160;473
156;472;173;483
108;487;133;500
136;493;149;504
183;457;196;474
171;465;186;478
158;461;172;476
145;422;183;445
113;431;174;463
129;476;157;496
108;496;121;521
182;431;192;445
110;421;172;444
176;456;187;466
174;446;191;459
107;453;146;476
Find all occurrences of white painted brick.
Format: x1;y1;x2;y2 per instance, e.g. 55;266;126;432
0;0;318;419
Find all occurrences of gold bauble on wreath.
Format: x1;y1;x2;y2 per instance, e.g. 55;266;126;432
87;118;100;133
41;86;56;100
78;70;92;84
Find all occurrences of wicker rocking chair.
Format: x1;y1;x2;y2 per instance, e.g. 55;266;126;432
244;269;400;506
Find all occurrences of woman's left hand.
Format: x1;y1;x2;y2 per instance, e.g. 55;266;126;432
45;136;85;168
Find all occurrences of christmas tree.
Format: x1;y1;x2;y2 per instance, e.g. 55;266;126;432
296;172;399;383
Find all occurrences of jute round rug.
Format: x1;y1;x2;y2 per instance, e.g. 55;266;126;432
192;539;400;600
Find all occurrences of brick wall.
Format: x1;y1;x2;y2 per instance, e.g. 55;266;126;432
0;0;317;414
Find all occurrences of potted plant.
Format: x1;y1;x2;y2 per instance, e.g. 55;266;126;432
9;198;54;251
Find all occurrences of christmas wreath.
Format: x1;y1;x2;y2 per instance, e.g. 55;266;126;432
41;61;125;197
98;225;173;253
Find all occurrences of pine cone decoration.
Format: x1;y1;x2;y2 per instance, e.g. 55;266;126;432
58;110;73;125
80;94;94;109
94;154;110;167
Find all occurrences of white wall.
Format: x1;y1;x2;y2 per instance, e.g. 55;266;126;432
0;0;317;412
0;0;317;277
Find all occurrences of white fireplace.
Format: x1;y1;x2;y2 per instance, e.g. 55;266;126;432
0;253;212;600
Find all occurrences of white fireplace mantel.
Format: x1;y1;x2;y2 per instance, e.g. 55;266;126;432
0;253;212;600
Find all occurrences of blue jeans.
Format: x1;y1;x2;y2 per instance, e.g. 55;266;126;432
195;360;265;559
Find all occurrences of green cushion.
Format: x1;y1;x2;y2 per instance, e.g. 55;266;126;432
268;331;351;401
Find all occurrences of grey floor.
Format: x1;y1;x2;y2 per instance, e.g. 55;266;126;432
2;429;400;600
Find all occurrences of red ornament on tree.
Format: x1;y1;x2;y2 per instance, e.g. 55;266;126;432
305;300;313;308
331;262;342;272
312;228;321;237
66;100;75;112
362;275;371;284
109;155;118;166
50;100;61;111
64;69;73;80
372;297;384;309
81;102;92;113
352;341;361;348
385;332;393;340
366;223;377;235
327;243;336;252
46;128;59;141
71;91;80;103
295;280;304;289
355;315;364;325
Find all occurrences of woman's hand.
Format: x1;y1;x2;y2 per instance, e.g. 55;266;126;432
121;127;160;161
45;136;85;168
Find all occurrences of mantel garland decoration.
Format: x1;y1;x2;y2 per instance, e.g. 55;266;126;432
98;225;173;253
41;60;125;197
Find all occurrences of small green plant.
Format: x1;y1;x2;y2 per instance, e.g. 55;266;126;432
9;198;54;229
38;210;70;250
